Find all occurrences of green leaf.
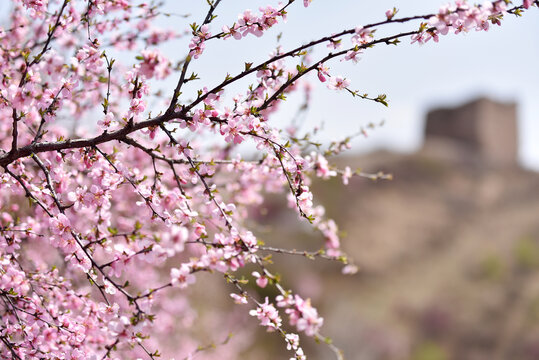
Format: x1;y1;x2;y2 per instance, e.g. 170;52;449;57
375;94;389;107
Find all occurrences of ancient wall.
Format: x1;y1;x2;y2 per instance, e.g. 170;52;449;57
425;97;518;167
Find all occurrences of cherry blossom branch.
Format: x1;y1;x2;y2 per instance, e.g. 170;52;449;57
31;85;66;145
2;166;54;217
27;0;70;68
137;341;159;360
0;111;182;167
184;14;433;112
258;30;419;112
159;123;236;231
93;145;166;221
0;333;22;360
3;162;126;309
258;245;348;262
121;136;254;165
31;154;66;210
224;273;310;359
0;227;43;237
181;333;233;360
102;53;114;115
167;0;223;113
101;339;120;360
7;158;149;316
0;291;71;333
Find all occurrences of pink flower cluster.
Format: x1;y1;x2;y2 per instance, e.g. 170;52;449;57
189;25;211;59
137;49;171;80
327;76;351;90
413;0;509;44
277;294;324;336
249;297;282;331
222;6;287;40
286;333;306;360
170;265;196;288
18;0;48;18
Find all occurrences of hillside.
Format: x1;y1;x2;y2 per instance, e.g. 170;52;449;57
255;99;539;360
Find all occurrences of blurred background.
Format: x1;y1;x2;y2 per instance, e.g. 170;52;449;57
158;2;539;359
252;97;539;360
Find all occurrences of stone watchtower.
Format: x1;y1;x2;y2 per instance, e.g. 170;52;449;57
425;98;518;167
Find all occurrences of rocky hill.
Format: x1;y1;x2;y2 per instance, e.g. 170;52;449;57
258;98;539;360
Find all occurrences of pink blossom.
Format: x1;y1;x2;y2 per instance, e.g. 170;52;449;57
276;294;294;307
286;333;300;350
198;25;211;40
327;76;350;90
50;214;71;237
129;98;146;115
97;112;116;130
317;63;329;82
314;153;337;179
199;248;228;272
220;119;246;144
326;38;342;50
343;49;362;63
137;49;171;79
342;264;358;275
188;37;206;59
342;166;353;185
249;297;282;331
386;8;397;20
252;271;268;288
230;293;248;304
222;23;242;40
286;295;323;336
103;278;117;294
291;347;306;360
20;0;48;18
170;265;196;288
352;27;374;45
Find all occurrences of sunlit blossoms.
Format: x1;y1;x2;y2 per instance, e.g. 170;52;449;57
328;76;351;90
412;0;517;44
277;294;324;336
137;49;171;80
249;297;282;331
0;0;535;359
169;268;193;291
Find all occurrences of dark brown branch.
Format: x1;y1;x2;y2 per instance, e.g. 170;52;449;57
0;111;183;167
27;0;70;68
9;110;18;154
258;30;419;112
0;334;22;360
183;15;432;113
166;0;223;114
